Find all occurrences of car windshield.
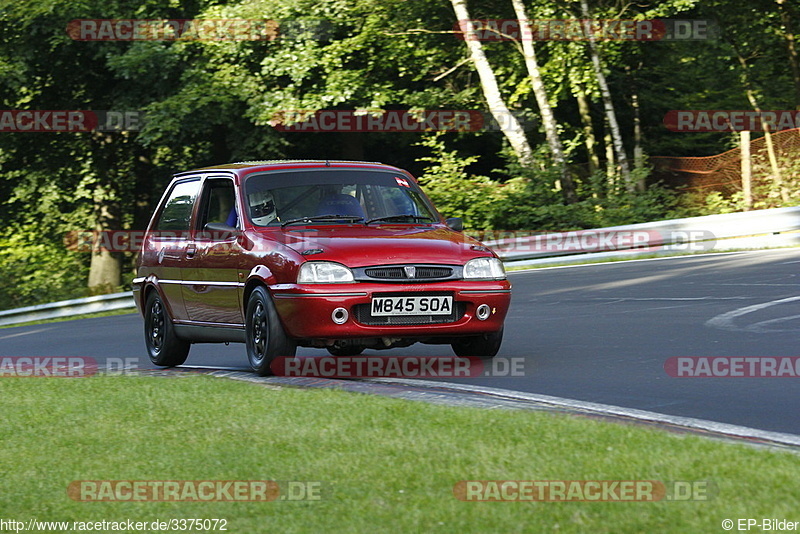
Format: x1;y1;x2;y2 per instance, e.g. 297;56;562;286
244;169;439;227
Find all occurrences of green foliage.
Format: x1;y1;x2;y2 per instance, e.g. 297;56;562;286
669;154;800;219
416;134;502;230
750;155;800;210
493;169;679;231
669;191;745;218
416;137;679;232
0;225;89;310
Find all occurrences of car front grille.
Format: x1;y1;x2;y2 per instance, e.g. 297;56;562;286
356;264;459;282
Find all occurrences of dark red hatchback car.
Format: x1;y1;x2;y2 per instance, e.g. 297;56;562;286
132;160;511;375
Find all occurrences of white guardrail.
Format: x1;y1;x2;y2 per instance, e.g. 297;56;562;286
481;205;800;267
2;207;799;327
0;292;135;327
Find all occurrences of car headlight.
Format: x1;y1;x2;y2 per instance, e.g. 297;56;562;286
298;261;355;283
463;257;506;280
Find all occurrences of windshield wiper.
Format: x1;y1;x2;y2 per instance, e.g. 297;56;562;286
365;215;435;225
281;215;365;228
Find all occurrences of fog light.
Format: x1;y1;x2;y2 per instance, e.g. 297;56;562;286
476;304;491;321
332;307;349;324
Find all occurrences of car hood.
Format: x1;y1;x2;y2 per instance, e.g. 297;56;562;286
271;225;489;267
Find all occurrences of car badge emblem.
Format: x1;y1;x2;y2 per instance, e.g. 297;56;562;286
404;266;416;278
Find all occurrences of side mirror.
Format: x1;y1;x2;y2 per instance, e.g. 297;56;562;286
202;222;240;240
445;217;463;232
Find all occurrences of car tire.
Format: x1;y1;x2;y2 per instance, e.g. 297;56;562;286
326;345;365;357
246;286;296;376
451;328;503;359
144;291;190;367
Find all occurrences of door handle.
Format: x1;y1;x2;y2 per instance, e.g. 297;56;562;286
185;244;197;259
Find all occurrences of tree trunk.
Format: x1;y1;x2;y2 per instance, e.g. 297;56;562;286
604;119;616;192
87;183;122;294
741;130;753;211
451;0;535;168
734;49;789;203
510;0;576;202
762;127;786;202
629;70;645;192
576;84;600;176
580;0;633;192
776;0;800;109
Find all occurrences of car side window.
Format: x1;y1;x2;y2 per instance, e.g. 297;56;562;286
197;178;237;230
155;179;201;235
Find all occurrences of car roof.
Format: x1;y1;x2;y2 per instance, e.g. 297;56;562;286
173;160;412;179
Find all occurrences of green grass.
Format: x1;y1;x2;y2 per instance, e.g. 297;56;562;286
1;376;798;533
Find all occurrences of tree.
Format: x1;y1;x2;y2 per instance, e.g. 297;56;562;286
579;0;632;191
450;0;537;168
0;0;271;293
510;0;577;202
775;0;800;109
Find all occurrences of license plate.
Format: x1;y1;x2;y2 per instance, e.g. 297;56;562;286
371;295;453;316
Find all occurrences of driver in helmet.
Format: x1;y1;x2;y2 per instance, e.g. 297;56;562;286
249;190;278;225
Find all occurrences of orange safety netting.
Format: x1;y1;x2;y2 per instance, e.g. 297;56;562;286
650;128;800;195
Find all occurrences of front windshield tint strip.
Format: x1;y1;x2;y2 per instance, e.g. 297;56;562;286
244;169;438;227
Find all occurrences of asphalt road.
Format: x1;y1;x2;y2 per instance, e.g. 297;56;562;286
2;249;799;434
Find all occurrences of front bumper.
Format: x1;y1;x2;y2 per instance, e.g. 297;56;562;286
271;280;511;341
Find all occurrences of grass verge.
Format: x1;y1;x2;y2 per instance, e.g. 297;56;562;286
1;375;799;532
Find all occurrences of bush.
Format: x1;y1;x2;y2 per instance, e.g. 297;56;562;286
0;226;89;311
416;136;680;232
668;154;800;218
416;135;502;230
490;168;679;231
